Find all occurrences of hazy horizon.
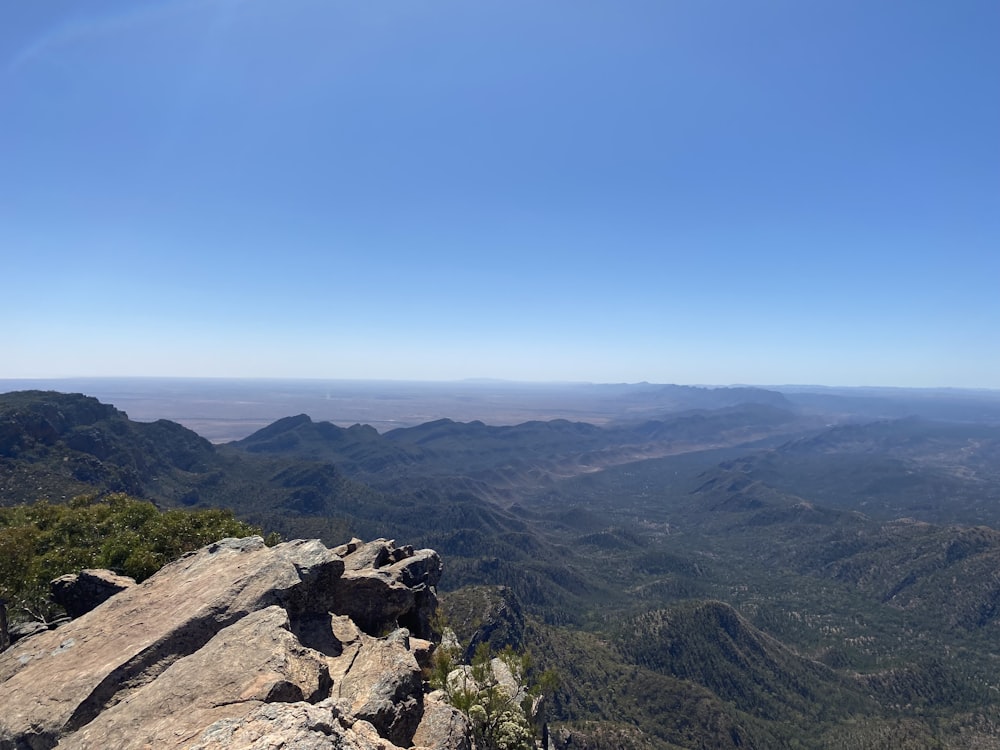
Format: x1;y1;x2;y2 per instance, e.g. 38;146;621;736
4;375;1000;393
3;2;998;387
5;375;1000;444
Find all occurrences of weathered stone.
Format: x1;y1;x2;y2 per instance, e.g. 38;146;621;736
188;699;406;750
332;627;425;747
409;636;435;672
386;548;442;590
331;541;442;640
0;537;327;746
0;536;458;750
340;538;395;571
330;537;364;557
6;619;48;644
58;606;332;749
411;690;473;750
51;569;136;619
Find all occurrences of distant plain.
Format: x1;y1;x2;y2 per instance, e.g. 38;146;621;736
0;378;652;441
2;378;999;443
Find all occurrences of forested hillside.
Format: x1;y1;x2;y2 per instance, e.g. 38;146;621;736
4;389;1000;747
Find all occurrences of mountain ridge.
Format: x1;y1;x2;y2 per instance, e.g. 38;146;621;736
7;389;1000;746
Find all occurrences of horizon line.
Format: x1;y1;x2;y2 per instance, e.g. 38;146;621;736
1;375;999;394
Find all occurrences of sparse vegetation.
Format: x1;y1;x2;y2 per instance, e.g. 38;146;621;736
433;638;554;750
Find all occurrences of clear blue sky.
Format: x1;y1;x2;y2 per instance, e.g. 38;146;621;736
2;1;998;387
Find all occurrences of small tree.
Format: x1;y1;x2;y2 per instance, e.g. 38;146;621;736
435;640;555;750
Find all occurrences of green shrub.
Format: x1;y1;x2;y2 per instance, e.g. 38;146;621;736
437;640;556;750
0;493;262;623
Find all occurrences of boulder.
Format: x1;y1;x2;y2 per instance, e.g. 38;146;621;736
332;627;424;746
0;536;460;750
59;606;332;749
411;690;473;750
51;569;136;619
331;539;442;640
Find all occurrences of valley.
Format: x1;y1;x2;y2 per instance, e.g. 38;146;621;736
3;382;1000;747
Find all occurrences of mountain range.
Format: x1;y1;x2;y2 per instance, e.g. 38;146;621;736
4;387;1000;748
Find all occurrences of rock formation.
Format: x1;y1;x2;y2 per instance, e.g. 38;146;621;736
50;569;137;619
0;536;471;750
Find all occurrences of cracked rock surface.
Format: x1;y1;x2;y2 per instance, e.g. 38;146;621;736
0;537;464;750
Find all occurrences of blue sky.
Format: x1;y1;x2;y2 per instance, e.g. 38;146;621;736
2;1;998;387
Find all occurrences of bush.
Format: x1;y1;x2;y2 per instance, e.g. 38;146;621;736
435;639;556;750
0;494;262;623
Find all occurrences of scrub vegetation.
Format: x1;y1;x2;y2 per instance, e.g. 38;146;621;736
0;493;261;622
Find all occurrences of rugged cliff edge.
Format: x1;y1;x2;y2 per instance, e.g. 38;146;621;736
0;536;471;750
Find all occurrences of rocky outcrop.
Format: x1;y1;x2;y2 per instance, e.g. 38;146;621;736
0;536;468;750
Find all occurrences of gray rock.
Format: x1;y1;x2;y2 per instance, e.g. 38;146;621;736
6;619;48;644
188;699;406;750
332;540;442;640
332;627;425;747
59;606;332;750
411;691;473;750
340;538;395;571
